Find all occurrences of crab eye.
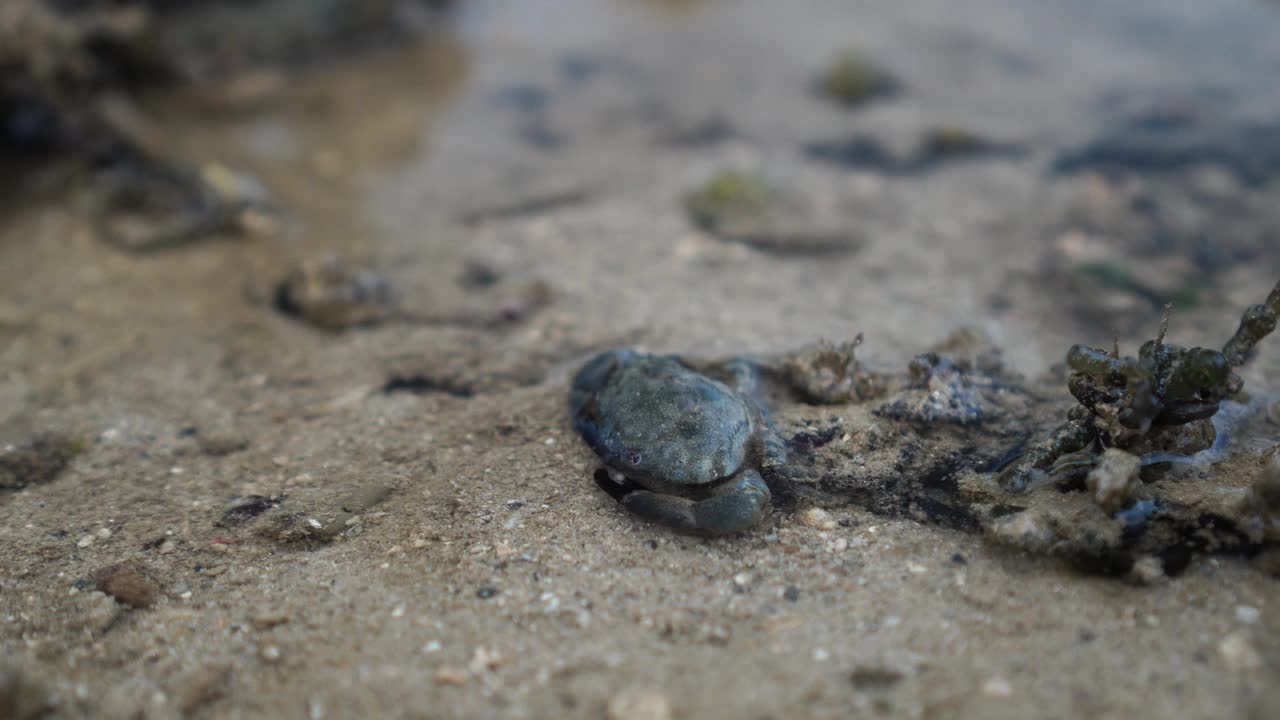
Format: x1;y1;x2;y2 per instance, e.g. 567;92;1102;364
626;451;643;466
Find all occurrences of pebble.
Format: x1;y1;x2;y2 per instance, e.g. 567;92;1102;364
251;612;290;630
607;687;672;720
468;647;504;674
1217;632;1262;672
800;507;838;531
93;562;158;609
434;667;468;687
76;535;96;548
906;562;928;575
1130;555;1166;585
198;430;249;456
74;592;122;634
982;677;1012;697
848;666;904;690
1086;448;1141;513
175;667;229;714
1234;606;1260;624
732;572;753;590
258;644;283;663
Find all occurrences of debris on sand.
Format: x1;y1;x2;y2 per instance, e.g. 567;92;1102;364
0;430;84;491
93;561;158;609
275;255;395;331
780;336;888;405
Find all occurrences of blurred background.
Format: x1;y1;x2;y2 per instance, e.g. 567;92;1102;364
4;0;1279;377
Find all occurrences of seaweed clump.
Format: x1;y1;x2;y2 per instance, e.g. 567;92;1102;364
998;280;1280;493
818;50;898;108
683;171;773;235
683;171;864;257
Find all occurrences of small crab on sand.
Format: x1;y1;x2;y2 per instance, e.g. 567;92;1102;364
570;350;786;535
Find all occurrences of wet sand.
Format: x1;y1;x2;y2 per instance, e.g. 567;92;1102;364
1;1;1278;718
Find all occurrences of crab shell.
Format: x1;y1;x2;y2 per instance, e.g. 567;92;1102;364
570;350;755;489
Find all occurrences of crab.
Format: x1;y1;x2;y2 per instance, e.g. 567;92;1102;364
570;350;787;535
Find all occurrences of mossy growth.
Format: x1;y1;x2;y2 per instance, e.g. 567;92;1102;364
683;171;773;234
819;50;898;108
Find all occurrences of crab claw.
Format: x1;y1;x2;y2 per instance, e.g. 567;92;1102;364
618;470;770;536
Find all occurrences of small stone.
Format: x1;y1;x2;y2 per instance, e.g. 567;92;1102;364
988;511;1055;551
197;431;249;456
848;666;905;690
94;528;112;540
783;586;801;602
73;591;123;634
1130;555;1166;585
732;572;753;590
434;667;468;687
76;535;96;548
1086;448;1142;513
1218;632;1262;671
468;647;504;674
906;562;928;575
158;540;176;554
1235;606;1260;624
259;644;283;663
476;587;499;599
982;677;1012;697
175;667;229;715
494;543;515;559
800;507;838;531
607;687;672;720
251;612;290;630
93;562;158;609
